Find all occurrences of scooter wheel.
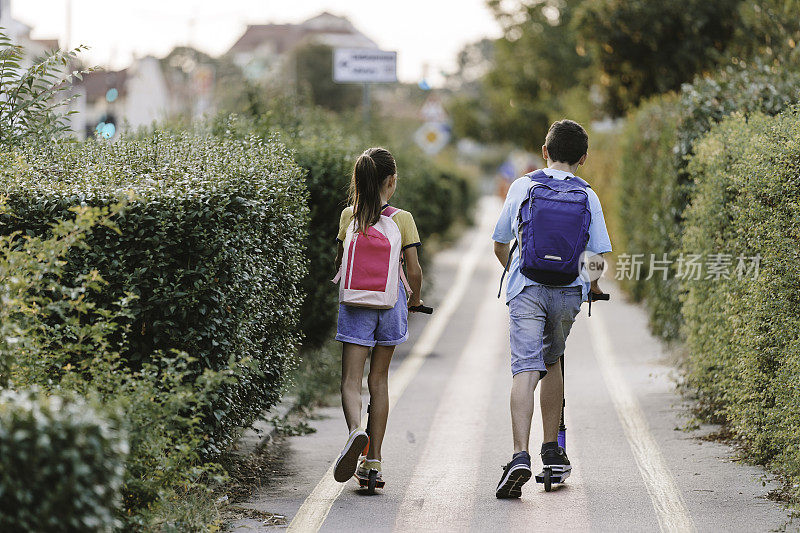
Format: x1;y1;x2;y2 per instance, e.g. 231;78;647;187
367;470;378;494
543;469;552;492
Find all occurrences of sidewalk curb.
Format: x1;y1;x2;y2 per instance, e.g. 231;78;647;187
234;395;297;456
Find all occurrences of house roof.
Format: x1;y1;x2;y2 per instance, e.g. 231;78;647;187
228;24;304;55
228;12;377;56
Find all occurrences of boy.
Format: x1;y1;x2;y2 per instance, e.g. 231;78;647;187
492;120;612;498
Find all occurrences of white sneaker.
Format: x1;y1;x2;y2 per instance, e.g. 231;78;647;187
333;429;369;482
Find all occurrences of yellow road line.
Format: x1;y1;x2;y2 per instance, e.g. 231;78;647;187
588;313;696;533
286;200;497;533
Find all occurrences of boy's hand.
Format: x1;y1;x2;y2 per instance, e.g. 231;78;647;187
408;296;422;310
589;280;603;300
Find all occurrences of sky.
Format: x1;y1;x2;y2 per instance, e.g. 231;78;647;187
12;0;503;85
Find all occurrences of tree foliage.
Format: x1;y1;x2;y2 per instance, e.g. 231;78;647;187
573;0;741;114
470;0;592;148
292;43;362;112
0;31;91;146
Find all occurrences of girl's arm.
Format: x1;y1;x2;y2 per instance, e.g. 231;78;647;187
403;246;423;308
335;242;344;272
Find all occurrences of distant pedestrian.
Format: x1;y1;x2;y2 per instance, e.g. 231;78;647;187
492;120;612;498
331;147;425;489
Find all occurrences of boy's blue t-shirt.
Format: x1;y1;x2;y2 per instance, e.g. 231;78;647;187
492;168;613;303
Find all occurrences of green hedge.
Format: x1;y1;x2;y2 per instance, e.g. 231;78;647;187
682;107;800;500
0;389;127;532
0;131;308;454
615;63;800;340
617;95;683;338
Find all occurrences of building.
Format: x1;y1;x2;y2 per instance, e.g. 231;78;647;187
0;0;60;62
72;56;176;139
228;12;378;81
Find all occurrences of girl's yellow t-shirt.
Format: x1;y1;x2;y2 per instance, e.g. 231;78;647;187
337;205;421;250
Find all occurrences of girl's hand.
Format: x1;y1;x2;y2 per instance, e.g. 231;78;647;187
408;296;422;310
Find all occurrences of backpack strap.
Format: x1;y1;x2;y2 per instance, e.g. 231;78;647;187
382;205;400;218
380;205;413;294
525;169;549;183
399;264;412;295
567;175;591;188
525;170;592;189
497;240;518;298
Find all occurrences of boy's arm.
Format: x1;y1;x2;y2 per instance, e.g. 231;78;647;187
494;241;510;268
586;190;612;297
403;246;423;308
492;177;525;267
590;255;605;295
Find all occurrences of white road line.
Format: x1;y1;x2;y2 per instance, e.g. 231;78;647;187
286;199;499;533
394;279;505;532
588;313;696;533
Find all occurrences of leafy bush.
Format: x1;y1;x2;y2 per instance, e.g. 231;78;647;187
0;389;127;532
614;63;800;339
0;197;229;528
580;126;623;264
616;94;684;338
682;107;800;501
0;130;309;454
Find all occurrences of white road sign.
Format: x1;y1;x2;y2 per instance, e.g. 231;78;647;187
419;96;449;122
333;48;397;83
414;122;451;156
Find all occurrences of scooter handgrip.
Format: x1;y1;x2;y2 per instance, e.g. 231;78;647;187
590;292;610;301
409;305;434;314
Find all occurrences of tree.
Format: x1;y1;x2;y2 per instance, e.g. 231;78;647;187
292;43;361;112
451;0;592;149
727;0;800;67
573;0;741;114
0;31;92;146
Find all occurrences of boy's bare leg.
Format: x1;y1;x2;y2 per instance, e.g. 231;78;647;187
366;344;396;461
510;370;541;453
341;343;370;432
539;359;563;444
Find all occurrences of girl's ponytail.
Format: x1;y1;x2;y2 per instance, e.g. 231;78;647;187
350;147;396;234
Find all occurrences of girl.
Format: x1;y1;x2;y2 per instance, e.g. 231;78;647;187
332;147;424;487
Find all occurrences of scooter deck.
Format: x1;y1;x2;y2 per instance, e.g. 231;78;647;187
355;475;386;489
535;465;572;485
355;469;385;495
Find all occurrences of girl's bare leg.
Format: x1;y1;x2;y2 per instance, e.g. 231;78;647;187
341;343;371;432
366;344;396;460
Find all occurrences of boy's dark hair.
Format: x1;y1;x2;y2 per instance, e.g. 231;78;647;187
545;120;589;165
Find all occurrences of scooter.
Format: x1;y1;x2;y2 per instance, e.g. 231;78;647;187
357;303;434;494
535;291;609;492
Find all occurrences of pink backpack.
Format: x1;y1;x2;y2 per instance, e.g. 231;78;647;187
332;206;412;309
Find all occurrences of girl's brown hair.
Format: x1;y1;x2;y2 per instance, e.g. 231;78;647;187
349;147;396;234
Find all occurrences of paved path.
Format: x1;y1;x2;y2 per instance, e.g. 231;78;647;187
230;197;790;533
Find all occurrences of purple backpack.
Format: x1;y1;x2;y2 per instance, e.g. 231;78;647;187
499;170;592;296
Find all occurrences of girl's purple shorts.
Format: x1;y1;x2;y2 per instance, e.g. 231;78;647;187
335;285;408;347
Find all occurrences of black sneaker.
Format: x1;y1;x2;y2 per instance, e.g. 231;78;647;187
540;441;572;475
495;451;532;499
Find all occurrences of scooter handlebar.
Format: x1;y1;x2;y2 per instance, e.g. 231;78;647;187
409;304;434;314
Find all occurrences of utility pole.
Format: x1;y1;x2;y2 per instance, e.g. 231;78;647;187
65;0;72;50
363;82;371;124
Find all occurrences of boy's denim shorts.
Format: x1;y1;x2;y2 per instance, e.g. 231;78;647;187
336;285;408;347
508;284;583;377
